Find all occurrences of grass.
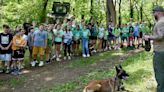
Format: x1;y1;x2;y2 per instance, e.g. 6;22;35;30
45;51;156;92
0;76;26;89
65;50;125;68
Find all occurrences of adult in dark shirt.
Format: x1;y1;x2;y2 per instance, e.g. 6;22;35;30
0;25;13;73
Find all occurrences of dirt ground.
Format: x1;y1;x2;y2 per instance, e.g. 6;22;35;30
0;49;142;92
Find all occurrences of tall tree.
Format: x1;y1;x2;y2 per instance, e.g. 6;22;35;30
106;0;116;27
40;0;49;23
140;0;143;21
118;0;122;27
130;0;133;18
90;0;93;15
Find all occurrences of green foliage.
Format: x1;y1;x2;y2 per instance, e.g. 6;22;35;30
0;0;164;28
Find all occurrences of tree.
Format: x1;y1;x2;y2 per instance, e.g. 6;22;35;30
118;0;122;27
106;0;116;27
40;0;49;23
130;0;133;18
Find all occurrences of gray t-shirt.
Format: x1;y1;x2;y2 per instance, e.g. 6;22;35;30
153;17;164;52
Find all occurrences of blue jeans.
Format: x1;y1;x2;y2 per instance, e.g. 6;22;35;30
82;38;89;55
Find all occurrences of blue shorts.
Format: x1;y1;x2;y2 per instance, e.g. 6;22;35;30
108;36;116;41
0;54;11;62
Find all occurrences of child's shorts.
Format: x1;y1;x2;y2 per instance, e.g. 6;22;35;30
12;49;25;61
129;36;134;41
0;54;11;62
32;46;45;56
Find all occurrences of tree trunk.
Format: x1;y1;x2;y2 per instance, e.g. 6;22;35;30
130;0;133;18
106;0;116;27
118;0;122;27
40;0;49;23
140;2;143;22
90;0;93;16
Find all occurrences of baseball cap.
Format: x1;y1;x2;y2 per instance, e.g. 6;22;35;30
153;6;164;13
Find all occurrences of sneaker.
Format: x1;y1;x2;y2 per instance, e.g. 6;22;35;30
51;55;56;60
38;61;44;67
56;58;61;62
18;69;22;75
0;69;4;73
46;59;51;64
109;47;112;50
59;54;62;58
31;61;36;67
87;54;90;57
93;50;97;53
5;69;10;74
11;69;18;75
64;57;67;60
68;56;71;60
83;54;86;58
20;65;24;69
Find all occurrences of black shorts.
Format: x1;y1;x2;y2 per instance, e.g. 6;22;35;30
139;32;143;38
55;42;62;45
12;49;25;61
73;40;80;44
89;36;97;40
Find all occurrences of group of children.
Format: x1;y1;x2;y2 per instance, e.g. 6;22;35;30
0;17;150;75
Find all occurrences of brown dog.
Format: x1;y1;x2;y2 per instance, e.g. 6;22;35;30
83;65;129;92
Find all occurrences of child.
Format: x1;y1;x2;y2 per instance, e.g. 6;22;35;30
88;22;97;53
54;24;64;61
63;26;73;60
102;30;108;51
28;27;34;65
128;23;135;48
107;24;115;50
112;26;121;49
121;24;129;48
12;29;26;75
97;24;104;52
0;25;13;73
45;24;54;63
81;24;91;58
134;23;140;48
72;25;81;56
31;24;47;67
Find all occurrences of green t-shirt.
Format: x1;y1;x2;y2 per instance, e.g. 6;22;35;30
112;28;120;37
122;27;129;37
73;30;81;40
47;32;53;45
104;30;109;40
54;29;64;42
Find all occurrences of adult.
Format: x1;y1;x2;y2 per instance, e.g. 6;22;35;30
144;6;164;92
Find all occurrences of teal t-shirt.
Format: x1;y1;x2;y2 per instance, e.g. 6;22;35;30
104;30;109;40
54;29;64;42
73;29;81;40
81;29;90;39
98;27;104;39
